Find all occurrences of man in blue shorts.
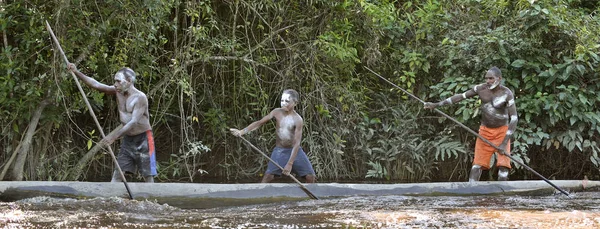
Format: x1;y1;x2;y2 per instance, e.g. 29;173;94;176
68;63;157;183
230;89;316;183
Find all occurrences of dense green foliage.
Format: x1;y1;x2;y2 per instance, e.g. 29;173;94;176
0;0;598;182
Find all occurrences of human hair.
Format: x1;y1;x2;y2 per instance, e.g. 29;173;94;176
489;66;502;78
283;89;299;103
117;67;136;83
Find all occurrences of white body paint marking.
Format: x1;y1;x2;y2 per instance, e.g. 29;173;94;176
483;103;508;119
492;94;508;107
114;72;130;93
507;99;515;107
445;97;453;104
489;80;500;89
498;169;509;178
277;116;295;141
281;93;291;108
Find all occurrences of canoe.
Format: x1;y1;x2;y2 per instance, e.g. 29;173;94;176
0;180;595;208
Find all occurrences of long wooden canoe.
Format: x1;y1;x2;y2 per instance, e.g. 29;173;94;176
0;180;595;208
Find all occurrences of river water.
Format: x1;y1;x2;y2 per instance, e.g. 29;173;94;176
0;191;598;228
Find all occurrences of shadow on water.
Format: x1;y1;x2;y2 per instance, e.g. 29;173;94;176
1;190;599;228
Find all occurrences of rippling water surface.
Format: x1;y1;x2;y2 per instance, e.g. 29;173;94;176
1;191;599;228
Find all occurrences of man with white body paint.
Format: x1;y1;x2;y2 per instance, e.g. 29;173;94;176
424;66;518;182
68;63;157;183
230;89;316;183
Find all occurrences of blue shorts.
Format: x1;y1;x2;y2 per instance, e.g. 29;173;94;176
265;146;315;177
117;130;157;177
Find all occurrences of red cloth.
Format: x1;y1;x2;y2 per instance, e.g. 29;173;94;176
473;125;511;169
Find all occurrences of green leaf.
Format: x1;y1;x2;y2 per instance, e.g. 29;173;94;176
423;62;430;73
569;116;577;126
511;59;526;68
579;94;589;105
545;74;557;86
583;140;591;148
442;38;449;45
87;139;93;150
565;65;573;76
576;64;586;75
589;52;599;62
404;166;414;174
567;141;575;152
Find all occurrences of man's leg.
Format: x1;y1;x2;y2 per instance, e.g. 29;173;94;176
111;153;134;183
497;166;509;181
291;147;317;183
495;140;512;181
304;174;316;183
261;174;275;183
469;165;483;182
111;170;123;183
116;134;140;182
137;130;157;183
262;147;286;183
144;176;154;183
472;126;497;182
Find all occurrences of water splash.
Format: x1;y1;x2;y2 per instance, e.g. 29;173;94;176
0;192;598;228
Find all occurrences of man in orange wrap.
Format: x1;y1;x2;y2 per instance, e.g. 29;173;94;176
424;67;518;182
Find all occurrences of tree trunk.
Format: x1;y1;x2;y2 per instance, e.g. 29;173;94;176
0;141;22;181
10;99;50;181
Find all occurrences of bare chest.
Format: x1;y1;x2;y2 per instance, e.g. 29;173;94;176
279;115;296;131
479;91;508;108
117;94;137;113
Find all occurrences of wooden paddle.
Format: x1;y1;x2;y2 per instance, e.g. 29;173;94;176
236;135;319;200
365;66;571;197
45;21;134;199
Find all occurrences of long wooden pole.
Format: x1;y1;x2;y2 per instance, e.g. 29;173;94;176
45;21;133;199
365;66;571;197
237;136;319;200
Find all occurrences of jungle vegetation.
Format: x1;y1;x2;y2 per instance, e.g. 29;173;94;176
1;0;599;183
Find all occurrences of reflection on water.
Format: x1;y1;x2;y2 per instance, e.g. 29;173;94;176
0;192;599;228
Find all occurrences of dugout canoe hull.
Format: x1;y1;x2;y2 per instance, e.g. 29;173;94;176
0;180;596;208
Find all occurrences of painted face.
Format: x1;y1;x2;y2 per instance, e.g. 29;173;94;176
485;70;500;89
114;72;131;93
280;93;294;110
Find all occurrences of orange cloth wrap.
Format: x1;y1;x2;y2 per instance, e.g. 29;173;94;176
473;125;511;169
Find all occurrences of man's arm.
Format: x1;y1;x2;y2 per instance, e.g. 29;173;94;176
424;85;480;109
120;96;147;136
283;117;303;175
229;109;275;137
67;63;116;94
499;91;518;150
